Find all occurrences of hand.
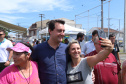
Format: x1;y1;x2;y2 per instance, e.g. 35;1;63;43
92;71;95;83
99;37;113;51
119;62;121;66
4;61;10;66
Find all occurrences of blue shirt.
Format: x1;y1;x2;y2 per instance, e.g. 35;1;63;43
81;40;95;55
31;41;67;84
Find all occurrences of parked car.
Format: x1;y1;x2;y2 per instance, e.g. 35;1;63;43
120;43;124;47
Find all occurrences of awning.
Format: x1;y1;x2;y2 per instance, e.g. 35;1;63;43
0;20;27;34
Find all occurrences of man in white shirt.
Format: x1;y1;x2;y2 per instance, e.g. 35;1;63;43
76;32;85;44
0;29;13;72
81;30;98;57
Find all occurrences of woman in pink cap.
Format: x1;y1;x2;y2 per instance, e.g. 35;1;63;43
0;42;40;84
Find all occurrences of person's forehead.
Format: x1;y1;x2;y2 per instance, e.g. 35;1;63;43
110;36;115;39
94;34;98;36
55;23;65;29
13;51;23;54
71;43;80;48
93;34;98;37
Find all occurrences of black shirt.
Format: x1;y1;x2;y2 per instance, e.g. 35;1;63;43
112;43;120;60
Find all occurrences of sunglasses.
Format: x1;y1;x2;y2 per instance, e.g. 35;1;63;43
0;34;4;36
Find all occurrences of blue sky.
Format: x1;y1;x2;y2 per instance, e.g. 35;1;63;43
0;0;124;35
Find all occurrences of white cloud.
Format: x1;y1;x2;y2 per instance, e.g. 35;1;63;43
0;15;24;23
0;0;73;13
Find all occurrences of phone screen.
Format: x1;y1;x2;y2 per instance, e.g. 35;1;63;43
97;29;105;39
97;29;106;48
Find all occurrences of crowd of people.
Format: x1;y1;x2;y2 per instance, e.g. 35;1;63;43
0;19;125;84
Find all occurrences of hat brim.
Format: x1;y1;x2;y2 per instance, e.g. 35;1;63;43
10;47;25;52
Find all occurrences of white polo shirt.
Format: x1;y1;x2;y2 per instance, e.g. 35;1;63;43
0;39;13;62
81;40;95;56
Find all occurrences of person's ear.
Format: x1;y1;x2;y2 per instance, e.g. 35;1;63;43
26;53;31;59
48;29;52;35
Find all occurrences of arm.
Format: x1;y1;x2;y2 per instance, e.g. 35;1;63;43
5;41;13;66
121;60;126;84
117;52;121;65
87;38;113;67
31;46;38;61
4;50;13;66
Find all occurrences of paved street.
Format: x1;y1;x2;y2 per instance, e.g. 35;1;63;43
119;47;126;67
120;53;126;67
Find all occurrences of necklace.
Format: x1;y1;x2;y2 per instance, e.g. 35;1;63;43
18;62;30;84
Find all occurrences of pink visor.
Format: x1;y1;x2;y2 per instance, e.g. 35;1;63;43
10;43;32;53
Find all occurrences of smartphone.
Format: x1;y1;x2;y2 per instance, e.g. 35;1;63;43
97;29;105;39
97;29;106;48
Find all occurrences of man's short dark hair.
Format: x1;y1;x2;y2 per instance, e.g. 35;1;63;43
47;19;65;31
77;32;84;39
0;28;5;34
92;30;98;36
109;33;115;39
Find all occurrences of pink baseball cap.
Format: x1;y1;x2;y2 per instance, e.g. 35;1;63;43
10;43;32;53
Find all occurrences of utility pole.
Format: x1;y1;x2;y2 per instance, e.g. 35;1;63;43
108;0;111;37
39;14;45;40
75;15;76;27
124;0;126;52
101;0;106;31
119;19;120;37
39;14;45;30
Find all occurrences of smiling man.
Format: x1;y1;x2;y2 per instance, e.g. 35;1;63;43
0;29;13;72
31;20;68;84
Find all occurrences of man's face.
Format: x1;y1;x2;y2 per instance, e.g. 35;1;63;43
49;22;65;43
109;36;115;44
92;34;98;42
80;35;84;42
0;31;5;40
94;36;102;53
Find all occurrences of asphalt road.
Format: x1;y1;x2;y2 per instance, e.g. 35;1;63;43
120;53;126;66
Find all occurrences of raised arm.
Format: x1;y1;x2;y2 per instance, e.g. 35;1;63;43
87;38;113;67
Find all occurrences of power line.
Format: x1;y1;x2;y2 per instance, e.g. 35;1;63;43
76;1;108;16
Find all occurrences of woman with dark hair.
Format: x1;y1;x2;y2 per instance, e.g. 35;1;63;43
0;42;40;84
66;37;113;84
